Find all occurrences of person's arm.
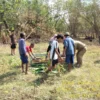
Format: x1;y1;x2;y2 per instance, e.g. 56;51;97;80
31;52;37;59
9;35;12;45
46;45;51;59
55;48;62;59
63;39;68;56
64;47;67;57
28;52;34;59
55;42;62;61
74;45;75;56
73;41;75;56
62;46;66;57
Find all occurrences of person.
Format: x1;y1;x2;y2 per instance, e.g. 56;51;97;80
74;40;87;67
26;43;37;59
46;34;63;73
19;33;28;74
46;34;57;59
63;32;75;72
10;31;17;55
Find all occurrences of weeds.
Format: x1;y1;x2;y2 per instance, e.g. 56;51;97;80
0;44;100;100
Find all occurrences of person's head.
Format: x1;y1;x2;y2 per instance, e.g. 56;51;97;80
30;42;34;48
20;32;25;39
64;32;70;38
56;34;64;42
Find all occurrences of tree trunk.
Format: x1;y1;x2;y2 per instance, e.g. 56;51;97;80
0;24;2;36
3;20;9;29
92;13;99;38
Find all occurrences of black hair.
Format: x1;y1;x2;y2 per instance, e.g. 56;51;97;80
64;34;69;37
56;34;64;39
31;42;34;45
20;33;25;38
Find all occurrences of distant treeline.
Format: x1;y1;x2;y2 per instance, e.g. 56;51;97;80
0;0;100;43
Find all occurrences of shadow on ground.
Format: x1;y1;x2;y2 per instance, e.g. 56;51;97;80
94;60;100;64
33;74;49;86
66;75;77;81
0;71;19;85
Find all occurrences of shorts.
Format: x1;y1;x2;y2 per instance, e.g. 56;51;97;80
65;55;74;64
20;54;28;64
52;59;58;66
11;44;16;49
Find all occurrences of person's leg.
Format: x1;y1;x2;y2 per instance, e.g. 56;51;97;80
21;54;28;74
11;44;14;55
77;48;86;67
11;49;13;55
25;63;28;74
71;55;74;68
13;44;16;55
11;47;14;55
46;59;58;73
24;56;28;74
67;63;70;71
66;55;72;71
77;50;82;67
76;51;79;64
13;49;15;55
21;62;24;73
77;52;82;67
46;65;54;73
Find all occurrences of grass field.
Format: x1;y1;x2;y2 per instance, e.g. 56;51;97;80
0;42;100;100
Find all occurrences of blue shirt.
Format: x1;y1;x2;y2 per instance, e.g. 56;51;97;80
64;37;74;55
19;38;26;55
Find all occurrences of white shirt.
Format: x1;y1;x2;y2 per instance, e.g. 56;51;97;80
50;40;59;60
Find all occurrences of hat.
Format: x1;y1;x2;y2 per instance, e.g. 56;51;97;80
65;32;70;36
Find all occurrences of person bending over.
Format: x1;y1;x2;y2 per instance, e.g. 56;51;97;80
26;43;37;60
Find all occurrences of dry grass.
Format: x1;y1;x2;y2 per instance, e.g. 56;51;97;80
0;43;100;100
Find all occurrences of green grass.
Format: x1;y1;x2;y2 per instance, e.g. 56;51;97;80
0;43;100;100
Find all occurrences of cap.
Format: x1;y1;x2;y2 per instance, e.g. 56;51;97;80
64;32;70;36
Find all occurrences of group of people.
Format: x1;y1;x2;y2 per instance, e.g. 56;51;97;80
45;32;87;73
10;32;87;74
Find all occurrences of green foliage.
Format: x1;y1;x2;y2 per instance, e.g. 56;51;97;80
0;0;100;38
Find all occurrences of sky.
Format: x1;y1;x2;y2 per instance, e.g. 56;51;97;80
82;0;92;4
48;0;93;24
48;0;93;5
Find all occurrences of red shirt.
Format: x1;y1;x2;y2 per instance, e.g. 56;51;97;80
26;46;32;53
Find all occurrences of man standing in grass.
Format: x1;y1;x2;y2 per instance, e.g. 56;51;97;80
64;32;75;72
19;33;28;74
46;34;63;73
